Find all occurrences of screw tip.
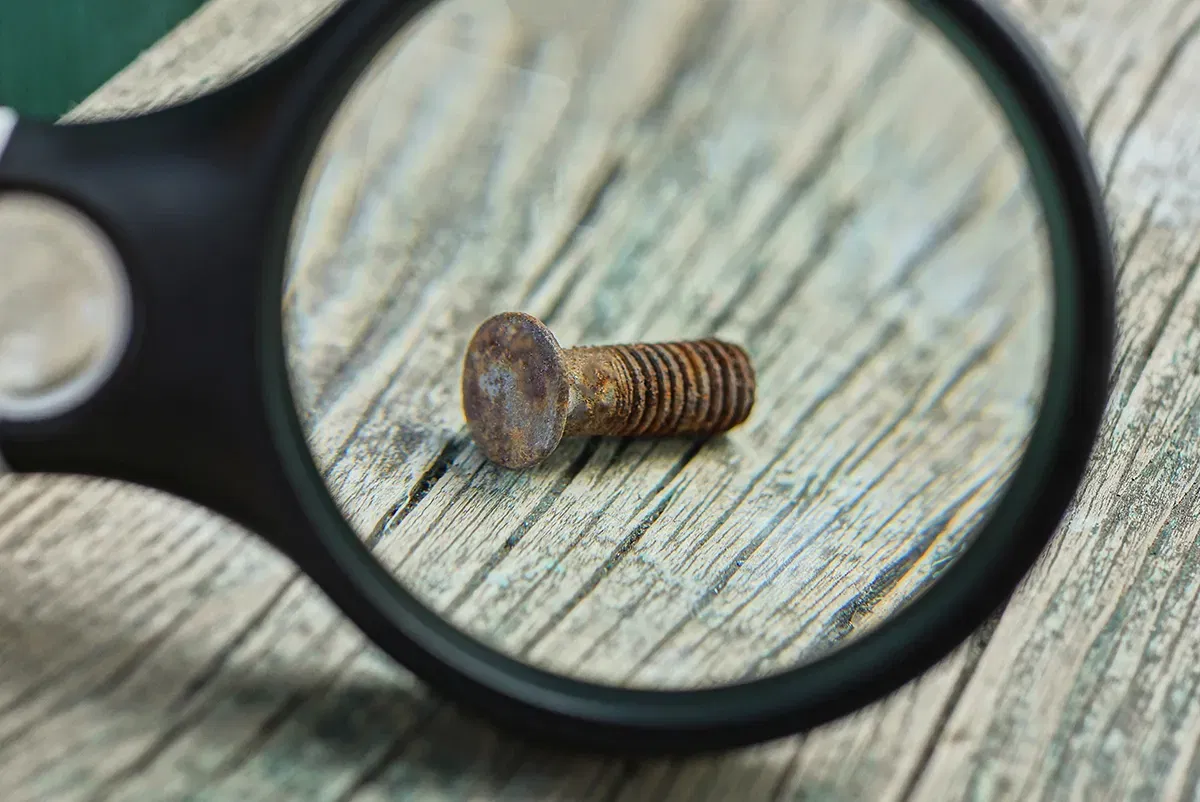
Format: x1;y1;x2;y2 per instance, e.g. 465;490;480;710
462;312;570;469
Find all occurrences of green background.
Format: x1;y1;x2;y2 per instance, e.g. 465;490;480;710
0;1;207;119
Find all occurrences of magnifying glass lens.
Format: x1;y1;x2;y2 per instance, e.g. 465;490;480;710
0;193;131;422
283;0;1052;690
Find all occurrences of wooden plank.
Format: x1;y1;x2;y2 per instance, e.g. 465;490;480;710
910;1;1200;800
0;0;1185;801
288;0;1046;691
0;0;209;119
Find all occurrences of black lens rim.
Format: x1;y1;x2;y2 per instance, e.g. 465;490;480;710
258;0;1114;754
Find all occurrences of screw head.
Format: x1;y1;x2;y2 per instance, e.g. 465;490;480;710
462;312;571;469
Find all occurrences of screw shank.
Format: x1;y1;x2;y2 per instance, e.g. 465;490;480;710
561;345;640;437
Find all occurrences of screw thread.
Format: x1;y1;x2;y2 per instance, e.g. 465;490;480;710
566;339;755;438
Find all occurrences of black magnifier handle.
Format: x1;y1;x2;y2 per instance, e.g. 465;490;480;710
0;77;302;548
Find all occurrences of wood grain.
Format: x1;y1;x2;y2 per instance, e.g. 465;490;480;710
286;0;1050;689
0;0;1187;799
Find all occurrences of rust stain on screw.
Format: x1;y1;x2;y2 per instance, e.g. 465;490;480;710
462;312;756;469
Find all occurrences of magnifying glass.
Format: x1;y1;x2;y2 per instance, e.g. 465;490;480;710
0;0;1113;754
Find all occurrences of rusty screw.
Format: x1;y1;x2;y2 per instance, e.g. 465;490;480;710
461;312;756;469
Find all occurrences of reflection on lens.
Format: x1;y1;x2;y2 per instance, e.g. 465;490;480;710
284;0;1052;689
0;193;130;416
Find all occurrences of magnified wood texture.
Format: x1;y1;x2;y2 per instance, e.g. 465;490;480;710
0;0;1189;799
283;0;1047;689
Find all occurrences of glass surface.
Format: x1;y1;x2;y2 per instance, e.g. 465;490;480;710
0;192;130;417
283;0;1053;689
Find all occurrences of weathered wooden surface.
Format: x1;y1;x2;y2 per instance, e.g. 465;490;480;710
286;0;1048;689
0;0;1193;799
